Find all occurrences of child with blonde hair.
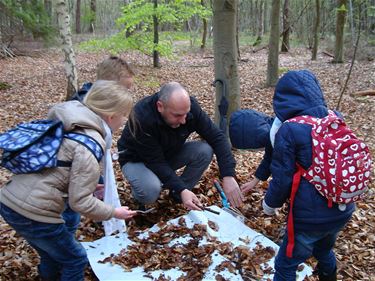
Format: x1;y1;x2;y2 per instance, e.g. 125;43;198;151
0;80;137;281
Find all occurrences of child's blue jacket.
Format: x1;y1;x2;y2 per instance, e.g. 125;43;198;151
264;70;354;232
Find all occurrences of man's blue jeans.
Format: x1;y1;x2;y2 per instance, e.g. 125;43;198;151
273;225;344;281
122;141;213;204
0;203;88;281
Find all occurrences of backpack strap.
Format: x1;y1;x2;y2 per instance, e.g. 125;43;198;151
56;133;104;168
64;132;104;162
286;163;304;258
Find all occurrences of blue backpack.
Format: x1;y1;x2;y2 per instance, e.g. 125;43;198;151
0;120;104;174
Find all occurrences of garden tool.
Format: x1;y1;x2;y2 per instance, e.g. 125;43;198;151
213;180;246;223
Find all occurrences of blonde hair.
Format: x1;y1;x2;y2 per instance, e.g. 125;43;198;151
83;80;133;117
96;56;135;81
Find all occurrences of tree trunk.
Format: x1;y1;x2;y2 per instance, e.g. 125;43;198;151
153;0;160;68
266;0;281;87
263;0;268;33
236;2;240;60
44;0;52;21
254;0;264;46
281;0;290;52
200;0;207;49
56;0;78;100
212;0;240;136
348;0;354;45
333;0;347;63
312;0;320;60
89;0;96;33
75;0;81;34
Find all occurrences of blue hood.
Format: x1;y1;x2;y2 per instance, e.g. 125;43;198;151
229;109;274;149
273;70;328;121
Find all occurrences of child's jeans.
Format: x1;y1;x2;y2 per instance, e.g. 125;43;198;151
0;203;88;281
273;225;344;281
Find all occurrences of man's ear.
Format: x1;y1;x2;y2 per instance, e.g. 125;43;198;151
156;100;164;113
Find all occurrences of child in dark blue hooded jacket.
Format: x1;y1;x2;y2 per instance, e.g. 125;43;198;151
263;70;354;281
229;109;274;191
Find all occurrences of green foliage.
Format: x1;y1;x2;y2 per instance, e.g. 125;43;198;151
367;5;375;17
81;7;96;26
278;67;289;75
82;0;211;58
0;82;12;90
2;0;56;41
337;4;348;13
79;31;174;57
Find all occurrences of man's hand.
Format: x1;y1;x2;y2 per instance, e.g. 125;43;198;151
180;189;202;210
241;177;260;195
222;176;244;207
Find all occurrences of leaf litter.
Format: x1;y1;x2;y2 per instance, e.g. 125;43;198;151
0;47;374;280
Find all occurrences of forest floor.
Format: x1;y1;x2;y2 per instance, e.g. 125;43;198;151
0;46;374;281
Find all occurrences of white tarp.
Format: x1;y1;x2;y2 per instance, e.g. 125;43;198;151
82;205;313;281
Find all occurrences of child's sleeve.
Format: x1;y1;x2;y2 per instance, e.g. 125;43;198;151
264;125;296;208
254;140;273;181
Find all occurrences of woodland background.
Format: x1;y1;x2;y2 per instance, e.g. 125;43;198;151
0;0;374;280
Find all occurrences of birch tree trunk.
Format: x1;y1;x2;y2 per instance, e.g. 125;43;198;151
212;0;240;136
266;0;281;87
56;0;78;100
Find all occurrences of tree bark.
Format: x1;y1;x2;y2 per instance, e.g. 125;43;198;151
153;0;160;68
253;0;264;46
75;0;81;34
200;0;207;50
212;0;240;136
312;0;320;60
266;0;281;87
89;0;96;33
281;0;290;52
44;0;52;21
333;0;347;63
56;0;78;100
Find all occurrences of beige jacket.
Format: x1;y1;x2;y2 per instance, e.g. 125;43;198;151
0;101;115;223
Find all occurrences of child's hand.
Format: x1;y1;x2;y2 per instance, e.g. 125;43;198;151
241;177;260;194
93;184;104;200
262;200;276;216
114;206;137;220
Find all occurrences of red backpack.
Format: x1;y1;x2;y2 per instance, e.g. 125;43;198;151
284;110;372;257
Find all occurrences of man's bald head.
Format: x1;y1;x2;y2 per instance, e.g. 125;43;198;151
157;82;191;128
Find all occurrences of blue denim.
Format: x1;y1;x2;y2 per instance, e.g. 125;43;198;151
273;225;344;281
0;203;88;281
62;203;81;235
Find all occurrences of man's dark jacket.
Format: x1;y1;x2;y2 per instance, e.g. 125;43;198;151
117;92;236;196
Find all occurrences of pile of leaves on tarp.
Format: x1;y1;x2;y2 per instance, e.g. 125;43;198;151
98;217;276;281
0;47;374;281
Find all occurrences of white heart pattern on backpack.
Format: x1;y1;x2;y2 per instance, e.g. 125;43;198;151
350;144;359;151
